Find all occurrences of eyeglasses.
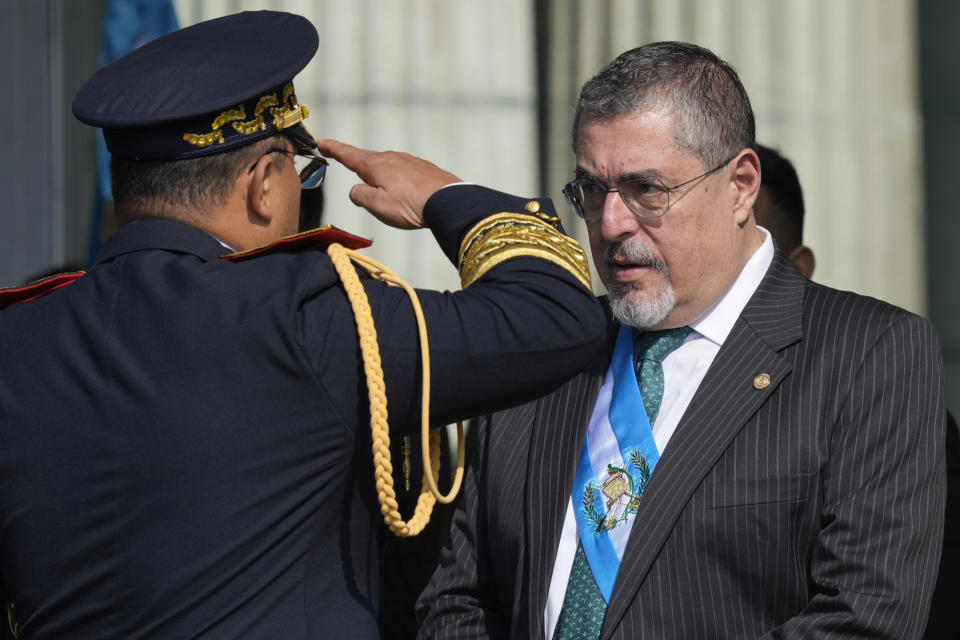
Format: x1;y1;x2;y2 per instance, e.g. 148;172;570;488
563;154;738;220
247;127;328;189
284;124;328;189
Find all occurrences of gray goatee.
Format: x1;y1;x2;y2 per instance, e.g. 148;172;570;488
603;241;675;328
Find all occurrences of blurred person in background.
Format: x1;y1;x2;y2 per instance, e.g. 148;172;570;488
754;143;815;278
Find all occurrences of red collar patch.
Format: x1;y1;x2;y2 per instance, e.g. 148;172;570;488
221;225;372;263
0;271;85;310
0;228;371;309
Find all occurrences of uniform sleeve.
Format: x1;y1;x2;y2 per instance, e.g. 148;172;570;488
761;314;946;638
302;184;606;433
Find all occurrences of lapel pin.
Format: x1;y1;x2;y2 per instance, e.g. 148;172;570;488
753;373;771;390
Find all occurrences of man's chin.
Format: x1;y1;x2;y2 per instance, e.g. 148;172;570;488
607;283;676;329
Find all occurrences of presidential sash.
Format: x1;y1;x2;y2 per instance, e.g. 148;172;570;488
571;324;659;602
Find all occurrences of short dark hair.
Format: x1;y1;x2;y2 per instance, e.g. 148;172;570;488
756;144;805;252
572;41;756;169
110;134;283;221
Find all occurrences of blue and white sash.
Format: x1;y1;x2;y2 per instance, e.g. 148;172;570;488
571;324;660;602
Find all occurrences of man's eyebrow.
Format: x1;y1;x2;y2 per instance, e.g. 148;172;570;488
574;167;602;182
621;169;666;182
574;167;665;183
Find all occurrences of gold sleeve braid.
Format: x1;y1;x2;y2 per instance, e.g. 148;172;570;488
457;212;593;290
326;244;465;538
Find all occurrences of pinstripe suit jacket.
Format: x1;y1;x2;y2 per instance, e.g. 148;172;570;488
418;251;947;639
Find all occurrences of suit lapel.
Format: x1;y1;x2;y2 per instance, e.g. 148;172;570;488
521;313;617;638
600;254;807;639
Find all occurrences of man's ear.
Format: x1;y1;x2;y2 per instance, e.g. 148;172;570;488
731;149;761;226
788;245;816;279
246;153;278;227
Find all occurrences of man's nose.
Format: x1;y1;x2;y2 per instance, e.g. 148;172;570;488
598;190;640;242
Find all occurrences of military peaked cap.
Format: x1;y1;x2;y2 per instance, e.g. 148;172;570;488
73;10;319;160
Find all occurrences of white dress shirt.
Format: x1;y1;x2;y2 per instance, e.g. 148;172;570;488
543;228;774;638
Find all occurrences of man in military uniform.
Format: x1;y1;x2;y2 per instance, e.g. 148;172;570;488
0;11;604;639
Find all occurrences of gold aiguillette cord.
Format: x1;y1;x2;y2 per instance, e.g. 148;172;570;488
327;243;465;537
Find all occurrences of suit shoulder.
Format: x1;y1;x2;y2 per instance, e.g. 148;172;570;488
804;280;927;324
802;280;938;351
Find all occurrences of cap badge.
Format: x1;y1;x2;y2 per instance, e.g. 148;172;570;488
183;82;306;148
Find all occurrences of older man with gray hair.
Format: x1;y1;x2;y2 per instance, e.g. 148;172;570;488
418;41;946;640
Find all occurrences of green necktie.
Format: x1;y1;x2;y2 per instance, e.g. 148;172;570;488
634;326;692;427
553;326;692;640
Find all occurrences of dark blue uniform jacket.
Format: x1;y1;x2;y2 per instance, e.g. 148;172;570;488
0;185;605;639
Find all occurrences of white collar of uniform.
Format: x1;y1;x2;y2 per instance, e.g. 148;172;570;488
687;225;774;348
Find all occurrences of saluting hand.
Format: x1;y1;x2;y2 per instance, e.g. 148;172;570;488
316;139;461;230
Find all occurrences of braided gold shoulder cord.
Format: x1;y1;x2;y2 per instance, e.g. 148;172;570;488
327;243;466;537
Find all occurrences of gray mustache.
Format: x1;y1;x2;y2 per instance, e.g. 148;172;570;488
603;242;669;276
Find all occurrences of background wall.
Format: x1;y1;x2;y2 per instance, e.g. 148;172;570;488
1;0;956;415
0;0;104;283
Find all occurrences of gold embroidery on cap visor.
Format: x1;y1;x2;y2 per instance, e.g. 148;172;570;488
182;82;309;148
457;213;592;290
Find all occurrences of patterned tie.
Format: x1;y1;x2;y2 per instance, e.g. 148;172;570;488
634;327;692;427
553;326;692;640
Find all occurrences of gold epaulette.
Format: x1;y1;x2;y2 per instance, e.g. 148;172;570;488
457;205;592;290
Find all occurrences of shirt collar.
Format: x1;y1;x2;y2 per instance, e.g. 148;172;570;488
209;234;236;252
688;226;774;347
